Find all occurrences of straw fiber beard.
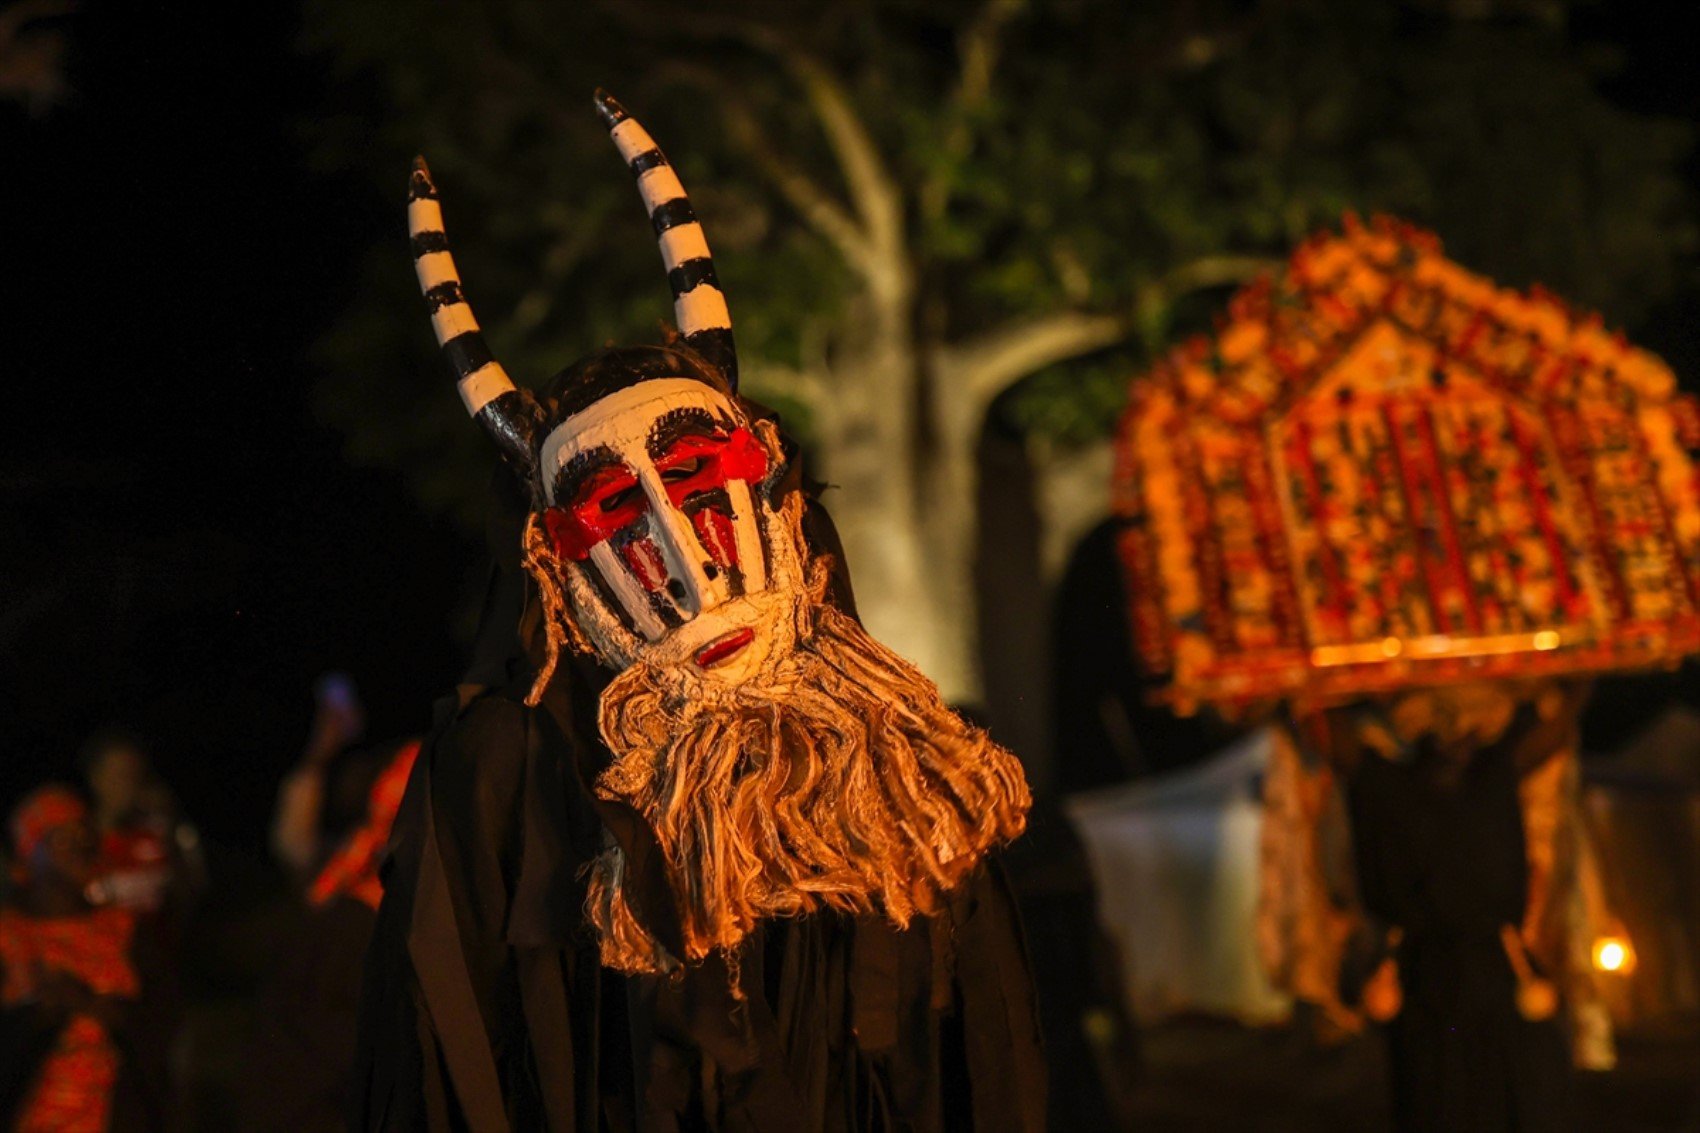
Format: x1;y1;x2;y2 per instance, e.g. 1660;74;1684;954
523;489;1032;972
584;568;1033;974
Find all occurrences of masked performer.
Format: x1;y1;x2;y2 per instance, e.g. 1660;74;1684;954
1291;682;1586;1133
354;91;1041;1132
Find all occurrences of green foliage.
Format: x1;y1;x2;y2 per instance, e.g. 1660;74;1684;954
302;0;1694;517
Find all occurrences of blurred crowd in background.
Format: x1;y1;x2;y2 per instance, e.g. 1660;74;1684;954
1;676;418;1132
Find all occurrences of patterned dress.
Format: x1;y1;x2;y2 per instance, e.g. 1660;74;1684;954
0;905;139;1133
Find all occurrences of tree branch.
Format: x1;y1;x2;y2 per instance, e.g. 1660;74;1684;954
698;75;876;275
1151;253;1281;300
739;359;830;415
942;252;1280;413
715;24;909;295
1133;253;1280;346
942;310;1127;412
920;0;1027;223
610;10;911;306
655;56;894;290
776;50;908;297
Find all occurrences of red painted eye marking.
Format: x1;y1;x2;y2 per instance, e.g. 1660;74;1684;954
654;428;769;507
722;427;769;483
656;428;767;570
541;508;591;561
619;539;669;593
693;508;739;569
544;464;647;561
541;431;767;564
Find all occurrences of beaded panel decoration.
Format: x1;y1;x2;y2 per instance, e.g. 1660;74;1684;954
1115;217;1700;712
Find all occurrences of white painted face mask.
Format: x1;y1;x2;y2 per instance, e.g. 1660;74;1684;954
535;377;808;684
407;93;808;685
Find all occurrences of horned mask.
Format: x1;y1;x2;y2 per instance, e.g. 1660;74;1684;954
408;90;802;685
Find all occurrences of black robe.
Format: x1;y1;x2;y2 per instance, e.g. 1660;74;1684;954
352;476;1047;1132
1346;718;1574;1133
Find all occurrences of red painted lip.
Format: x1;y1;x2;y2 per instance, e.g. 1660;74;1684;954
694;627;755;669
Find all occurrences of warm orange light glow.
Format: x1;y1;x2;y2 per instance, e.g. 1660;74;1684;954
1115;217;1700;710
1592;935;1636;974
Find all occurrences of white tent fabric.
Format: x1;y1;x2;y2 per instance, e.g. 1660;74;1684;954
1065;728;1291;1024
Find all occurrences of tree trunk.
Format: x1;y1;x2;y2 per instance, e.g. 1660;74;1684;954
816;398;986;701
806;286;984;703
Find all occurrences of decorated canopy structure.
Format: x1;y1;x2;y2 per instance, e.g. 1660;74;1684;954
1115;217;1700;712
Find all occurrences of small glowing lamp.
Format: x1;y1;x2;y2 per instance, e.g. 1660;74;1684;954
1591;935;1636;975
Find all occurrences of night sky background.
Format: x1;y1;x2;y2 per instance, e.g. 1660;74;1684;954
1;2;473;847
3;0;1698;852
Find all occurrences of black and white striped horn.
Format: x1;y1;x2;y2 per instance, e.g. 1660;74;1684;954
408;157;543;483
594;89;739;390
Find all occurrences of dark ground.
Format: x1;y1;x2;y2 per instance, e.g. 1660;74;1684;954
1126;1014;1700;1133
165;977;1700;1133
161;839;1700;1133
